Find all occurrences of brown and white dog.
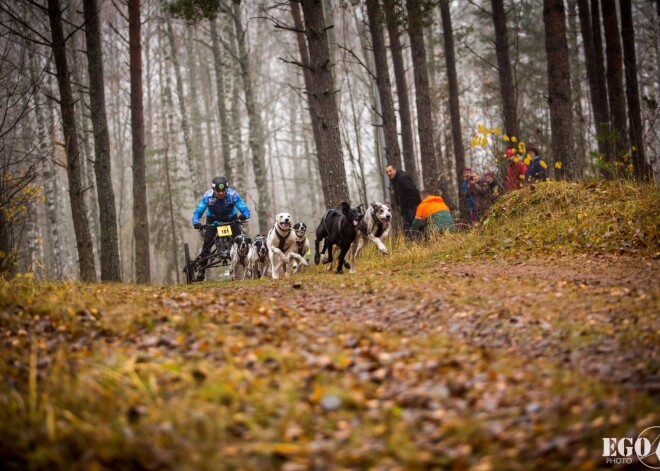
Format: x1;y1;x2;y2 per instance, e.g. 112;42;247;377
288;222;310;274
266;212;307;279
350;202;391;274
229;234;251;280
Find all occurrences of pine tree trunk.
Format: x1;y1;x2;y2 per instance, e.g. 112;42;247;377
440;1;466;210
129;0;151;283
210;19;232;183
290;0;327;206
406;0;439;189
383;0;418;186
600;0;629;157
576;0;609;159
566;0;588;171
47;0;96;282
490;0;520;142
619;0;653;180
68;35;100;274
590;0;613;163
301;0;349;208
366;0;402;171
83;0;121;281
544;0;578;179
231;2;270;233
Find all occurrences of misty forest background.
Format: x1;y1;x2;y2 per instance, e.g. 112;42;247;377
0;0;658;284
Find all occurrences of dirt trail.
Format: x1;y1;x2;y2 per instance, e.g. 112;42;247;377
231;254;660;395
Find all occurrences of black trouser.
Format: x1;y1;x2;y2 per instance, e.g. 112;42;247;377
401;206;417;240
198;216;242;274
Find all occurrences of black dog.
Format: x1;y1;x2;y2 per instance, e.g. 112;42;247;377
314;201;362;274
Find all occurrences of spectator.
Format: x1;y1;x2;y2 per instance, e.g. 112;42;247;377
484;171;504;202
459;167;477;224
505;148;527;191
412;189;456;237
524;146;548;183
466;173;493;221
385;164;421;239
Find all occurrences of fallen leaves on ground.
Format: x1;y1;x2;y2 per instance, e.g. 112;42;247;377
0;254;658;470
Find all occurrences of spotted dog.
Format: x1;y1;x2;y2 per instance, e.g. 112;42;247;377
267;212;308;279
229;234;251;280
288;222;310;274
314;202;363;274
246;235;269;279
350;202;392;273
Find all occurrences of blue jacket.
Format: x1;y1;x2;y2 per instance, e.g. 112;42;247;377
192;187;250;225
460;181;475;210
525;156;548;182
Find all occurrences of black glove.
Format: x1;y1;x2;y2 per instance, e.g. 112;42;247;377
193;222;201;230
238;214;247;221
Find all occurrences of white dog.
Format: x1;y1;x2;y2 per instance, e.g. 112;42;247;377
266;212;307;279
289;222;310;274
229;234;251;280
350;202;391;274
246;234;269;279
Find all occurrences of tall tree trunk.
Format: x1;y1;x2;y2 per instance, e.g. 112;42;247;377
566;0;588;170
383;0;418;186
47;0;96;281
28;41;63;279
544;0;578;179
186;27;206;184
440;1;466;211
576;0;609;159
490;0;519;142
166;21;200;183
366;0;402;170
301;0;349;208
619;0;653;180
590;0;613;162
406;0;438;189
290;0;326;205
83;0;121;281
129;0;151;283
231;2;270;233
210;19;232;183
159;17;181;283
600;0;629;157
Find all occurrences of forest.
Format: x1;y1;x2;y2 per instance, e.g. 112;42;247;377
0;0;657;283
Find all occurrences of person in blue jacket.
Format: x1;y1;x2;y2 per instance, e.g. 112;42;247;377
192;176;250;280
524;146;548;183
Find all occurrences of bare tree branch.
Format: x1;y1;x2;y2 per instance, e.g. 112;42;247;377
337;44;376;81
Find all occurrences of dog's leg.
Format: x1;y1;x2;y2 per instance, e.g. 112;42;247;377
269;251;280;280
314;236;323;265
369;234;389;255
322;240;334;264
350;238;364;274
337;244;350;274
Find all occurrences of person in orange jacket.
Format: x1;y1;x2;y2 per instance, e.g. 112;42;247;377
411;189;456;238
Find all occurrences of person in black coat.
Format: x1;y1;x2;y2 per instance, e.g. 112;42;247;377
385;164;421;239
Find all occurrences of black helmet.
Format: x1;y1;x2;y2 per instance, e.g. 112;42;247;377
211;176;228;191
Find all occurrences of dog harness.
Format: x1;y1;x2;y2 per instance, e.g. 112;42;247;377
272;228;289;251
358;210;384;238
